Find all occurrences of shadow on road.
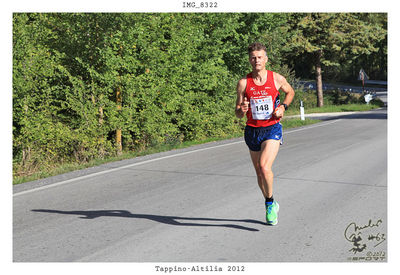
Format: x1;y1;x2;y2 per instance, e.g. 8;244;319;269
31;209;265;232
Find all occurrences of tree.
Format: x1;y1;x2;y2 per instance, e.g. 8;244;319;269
286;13;386;107
348;13;387;81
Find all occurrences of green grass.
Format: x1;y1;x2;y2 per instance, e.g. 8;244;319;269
13;118;320;185
281;117;321;128
306;103;382;113
285;103;382;116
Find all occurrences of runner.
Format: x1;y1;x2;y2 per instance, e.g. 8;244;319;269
235;42;295;225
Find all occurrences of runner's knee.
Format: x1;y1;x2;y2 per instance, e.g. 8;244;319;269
254;165;262;177
260;165;273;177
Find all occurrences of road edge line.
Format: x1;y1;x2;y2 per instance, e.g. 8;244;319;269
13;119;342;197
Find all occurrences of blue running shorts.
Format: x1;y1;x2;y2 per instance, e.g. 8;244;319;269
244;122;283;151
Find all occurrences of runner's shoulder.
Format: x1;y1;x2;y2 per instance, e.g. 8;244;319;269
272;72;288;90
239;75;247;83
237;76;247;91
272;71;285;82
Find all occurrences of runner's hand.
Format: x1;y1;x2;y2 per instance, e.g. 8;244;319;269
241;97;249;114
273;105;285;118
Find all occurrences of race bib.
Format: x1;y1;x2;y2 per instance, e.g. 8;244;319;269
250;96;273;120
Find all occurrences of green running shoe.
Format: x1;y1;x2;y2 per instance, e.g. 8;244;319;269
266;201;279;225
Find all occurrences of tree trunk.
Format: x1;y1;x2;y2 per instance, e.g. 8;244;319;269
315;50;324;107
116;86;122;155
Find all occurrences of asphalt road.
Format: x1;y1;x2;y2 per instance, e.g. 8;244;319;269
13;108;387;262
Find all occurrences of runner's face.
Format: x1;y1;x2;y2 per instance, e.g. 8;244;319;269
249;50;267;71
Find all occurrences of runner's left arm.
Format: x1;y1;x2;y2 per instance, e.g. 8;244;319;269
273;73;295;118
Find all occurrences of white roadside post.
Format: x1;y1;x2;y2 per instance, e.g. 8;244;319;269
300;100;305;121
364;92;373;104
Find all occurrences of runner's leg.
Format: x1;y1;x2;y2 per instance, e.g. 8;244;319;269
259;139;281;199
249;150;267;198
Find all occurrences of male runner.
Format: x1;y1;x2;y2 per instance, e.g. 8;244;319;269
235;42;295;225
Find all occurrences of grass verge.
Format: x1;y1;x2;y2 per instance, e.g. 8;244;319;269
13;118;320;185
284;103;382;116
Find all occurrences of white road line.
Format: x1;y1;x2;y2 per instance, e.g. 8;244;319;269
13;119;342;197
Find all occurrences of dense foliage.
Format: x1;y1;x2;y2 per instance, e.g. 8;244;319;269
13;13;387;177
285;13;387;106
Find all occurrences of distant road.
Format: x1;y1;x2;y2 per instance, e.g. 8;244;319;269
296;80;387;107
14;108;387;262
297;80;387;94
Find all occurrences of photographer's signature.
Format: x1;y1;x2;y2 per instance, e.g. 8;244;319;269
344;219;386;254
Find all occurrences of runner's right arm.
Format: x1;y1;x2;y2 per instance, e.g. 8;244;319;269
235;77;248;118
